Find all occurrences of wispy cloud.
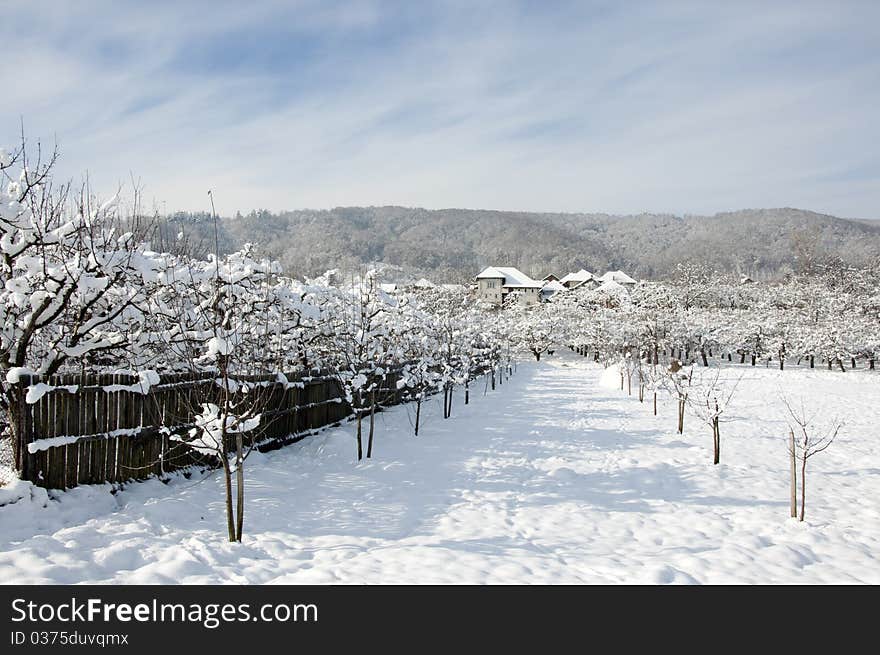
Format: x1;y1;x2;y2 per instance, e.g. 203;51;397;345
2;0;878;218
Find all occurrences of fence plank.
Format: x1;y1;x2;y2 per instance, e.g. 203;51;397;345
16;368;408;489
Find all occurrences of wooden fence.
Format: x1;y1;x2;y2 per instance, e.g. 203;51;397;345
9;369;406;490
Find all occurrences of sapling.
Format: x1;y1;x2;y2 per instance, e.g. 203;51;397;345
687;368;741;464
781;396;842;521
664;359;693;434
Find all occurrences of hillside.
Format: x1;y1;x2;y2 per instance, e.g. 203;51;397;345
164;207;880;282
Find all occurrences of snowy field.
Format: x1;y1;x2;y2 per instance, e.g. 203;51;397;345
1;349;878;584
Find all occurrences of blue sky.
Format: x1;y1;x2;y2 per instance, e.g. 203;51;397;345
2;0;878;218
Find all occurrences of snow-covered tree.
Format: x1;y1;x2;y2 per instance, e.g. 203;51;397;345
1;138;161;470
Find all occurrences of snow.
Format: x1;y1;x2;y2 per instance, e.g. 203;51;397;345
5;367;36;384
101;370;161;395
595;279;629;295
206;336;232;357
559;269;595;285
1;351;878;584
599;270;637;285
27;428;142;454
598;361;624;389
25;383;77;404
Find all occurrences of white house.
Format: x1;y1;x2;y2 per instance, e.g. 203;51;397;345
540;279;567;301
475;266;543;305
598;270;637;288
559;269;598;290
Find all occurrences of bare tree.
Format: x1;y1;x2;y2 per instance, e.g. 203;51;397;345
687;368;741;465
782;396;842;522
663;359;693;435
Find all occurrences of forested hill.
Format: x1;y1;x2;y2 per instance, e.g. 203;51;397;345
164;206;880;283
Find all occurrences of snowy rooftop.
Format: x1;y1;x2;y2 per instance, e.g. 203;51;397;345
541;280;567;292
599;270;637;284
476;266;542;288
559;269;595;284
595;279;629;295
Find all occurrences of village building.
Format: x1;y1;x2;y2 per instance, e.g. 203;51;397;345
597;270;637;288
475;266;543;305
475;265;637;306
540;279;567;301
559;269;598;289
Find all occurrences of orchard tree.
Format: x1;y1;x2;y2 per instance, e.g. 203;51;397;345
782;396;842;521
687;368;741;464
1;138;161;472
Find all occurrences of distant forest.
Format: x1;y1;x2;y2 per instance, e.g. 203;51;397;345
157;206;880;283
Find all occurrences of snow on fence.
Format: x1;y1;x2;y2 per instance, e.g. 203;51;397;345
9;370;406;490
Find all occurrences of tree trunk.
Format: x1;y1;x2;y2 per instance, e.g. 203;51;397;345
789;430;797;518
800;455;807;522
740;353;746;364
779;355;784;370
356;411;363;461
366;392;376;458
535;351;541;361
465;380;469;405
491;371;495;390
851;357;856;369
809;355;814;369
751;354;756;366
8;386;27;475
701;350;708;367
627;373;631;396
869;358;875;370
713;418;720;465
653;392;657;416
838;359;846;373
727;353;732;362
447;384;453;418
221;456;236;542
414;397;421;436
235;432;244;542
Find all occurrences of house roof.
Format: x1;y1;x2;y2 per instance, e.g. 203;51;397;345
475;266;542;288
559;269;595;284
541;280;567;294
595;279;629;295
599;270;636;284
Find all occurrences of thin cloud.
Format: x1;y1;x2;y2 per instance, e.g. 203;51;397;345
1;1;878;218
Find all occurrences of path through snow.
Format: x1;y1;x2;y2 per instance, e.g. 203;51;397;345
1;350;878;583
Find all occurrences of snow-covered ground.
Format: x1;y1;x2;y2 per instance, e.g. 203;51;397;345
1;350;878;584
